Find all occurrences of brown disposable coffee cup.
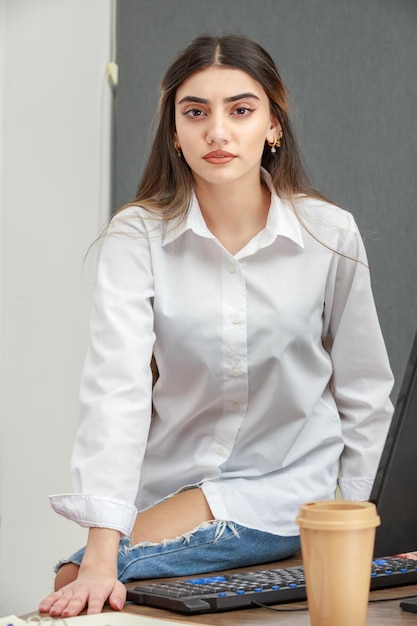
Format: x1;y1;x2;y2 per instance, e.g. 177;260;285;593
296;501;380;626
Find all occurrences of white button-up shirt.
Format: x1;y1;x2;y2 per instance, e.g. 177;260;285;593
50;173;394;537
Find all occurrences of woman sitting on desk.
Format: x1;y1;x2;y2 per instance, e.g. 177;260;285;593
39;34;394;617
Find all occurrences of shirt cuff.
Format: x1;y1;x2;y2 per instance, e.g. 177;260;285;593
337;477;374;501
49;493;137;537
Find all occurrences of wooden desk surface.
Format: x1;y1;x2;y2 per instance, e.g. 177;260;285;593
123;554;417;625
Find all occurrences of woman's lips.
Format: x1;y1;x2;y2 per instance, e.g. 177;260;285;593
203;150;236;164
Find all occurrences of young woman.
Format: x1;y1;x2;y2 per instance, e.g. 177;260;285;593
39;34;394;617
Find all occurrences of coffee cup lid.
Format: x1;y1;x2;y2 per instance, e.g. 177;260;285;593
296;501;380;530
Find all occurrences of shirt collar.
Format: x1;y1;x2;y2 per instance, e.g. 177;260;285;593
161;169;304;250
261;170;304;250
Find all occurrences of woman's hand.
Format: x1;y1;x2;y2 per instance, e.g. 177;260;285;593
39;564;126;616
39;527;124;616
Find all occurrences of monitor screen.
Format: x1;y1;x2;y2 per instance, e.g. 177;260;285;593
370;330;417;558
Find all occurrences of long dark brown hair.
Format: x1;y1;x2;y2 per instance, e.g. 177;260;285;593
130;34;328;220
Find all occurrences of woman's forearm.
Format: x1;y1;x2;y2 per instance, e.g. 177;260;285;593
81;527;122;572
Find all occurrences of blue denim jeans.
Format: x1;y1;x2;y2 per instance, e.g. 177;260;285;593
56;521;300;583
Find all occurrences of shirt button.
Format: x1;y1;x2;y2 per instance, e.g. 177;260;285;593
231;314;240;324
217;446;226;456
232;402;240;411
232;368;241;377
228;264;237;273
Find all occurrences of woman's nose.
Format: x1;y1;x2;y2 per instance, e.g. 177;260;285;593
205;113;230;145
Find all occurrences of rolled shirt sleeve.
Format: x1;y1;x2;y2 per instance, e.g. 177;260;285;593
50;209;157;534
321;214;394;498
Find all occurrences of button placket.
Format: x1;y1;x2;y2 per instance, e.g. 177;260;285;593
211;257;248;462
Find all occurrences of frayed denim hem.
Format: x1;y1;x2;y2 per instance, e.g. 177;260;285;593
54;520;300;583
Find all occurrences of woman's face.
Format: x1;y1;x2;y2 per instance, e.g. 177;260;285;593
174;66;280;189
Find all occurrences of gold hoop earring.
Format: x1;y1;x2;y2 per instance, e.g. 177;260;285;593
267;131;283;154
173;141;182;158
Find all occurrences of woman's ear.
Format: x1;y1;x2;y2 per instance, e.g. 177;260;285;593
266;117;282;145
173;132;182;157
173;131;181;150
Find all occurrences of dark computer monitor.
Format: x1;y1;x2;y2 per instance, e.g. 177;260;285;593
370;329;417;558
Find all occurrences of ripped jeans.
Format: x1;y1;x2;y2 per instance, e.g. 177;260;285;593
56;521;300;583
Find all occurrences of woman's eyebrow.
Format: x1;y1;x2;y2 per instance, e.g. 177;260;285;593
225;92;260;103
177;92;261;105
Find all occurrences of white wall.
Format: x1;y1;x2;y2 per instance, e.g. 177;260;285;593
0;0;113;615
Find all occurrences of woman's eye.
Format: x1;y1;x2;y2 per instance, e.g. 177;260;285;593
184;108;206;117
233;107;254;116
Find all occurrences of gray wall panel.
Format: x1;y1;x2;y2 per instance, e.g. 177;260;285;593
115;0;417;400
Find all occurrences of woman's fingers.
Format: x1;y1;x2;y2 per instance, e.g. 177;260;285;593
108;580;127;612
39;589;64;614
39;575;125;616
39;584;88;616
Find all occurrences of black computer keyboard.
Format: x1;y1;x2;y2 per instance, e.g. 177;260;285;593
126;556;417;614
